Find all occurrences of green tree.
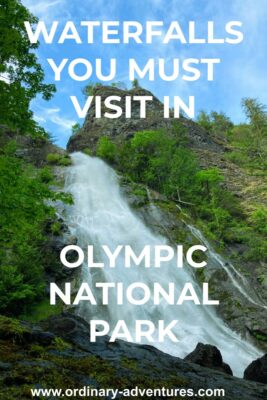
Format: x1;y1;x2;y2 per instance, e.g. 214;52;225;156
196;168;224;197
96;136;117;163
197;110;233;138
197;111;212;132
0;0;55;134
71;123;81;135
0;143;53;314
210;111;233;137
82;81;103;97
242;98;267;134
132;78;139;89
241;98;267;159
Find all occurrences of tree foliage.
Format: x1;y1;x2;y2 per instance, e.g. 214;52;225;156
197;110;233;138
0;143;54;314
0;0;55;134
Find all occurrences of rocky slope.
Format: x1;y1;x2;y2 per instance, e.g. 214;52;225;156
119;179;267;351
1;313;267;400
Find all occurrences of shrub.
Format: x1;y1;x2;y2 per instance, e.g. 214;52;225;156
96;136;117;163
46;153;61;164
0;144;69;315
46;153;72;166
83;147;93;156
40;166;54;183
58;156;72;166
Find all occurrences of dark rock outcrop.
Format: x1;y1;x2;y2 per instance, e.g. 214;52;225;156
244;354;267;384
0;124;64;167
184;342;233;375
67;86;221;154
1;313;267;400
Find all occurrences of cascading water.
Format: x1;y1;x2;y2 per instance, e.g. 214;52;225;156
64;152;262;377
187;224;267;310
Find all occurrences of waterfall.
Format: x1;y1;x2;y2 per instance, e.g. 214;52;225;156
64;152;262;377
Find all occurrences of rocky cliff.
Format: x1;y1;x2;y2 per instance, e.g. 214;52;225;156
67;86;221;154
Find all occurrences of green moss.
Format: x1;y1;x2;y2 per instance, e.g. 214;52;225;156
132;186;147;199
254;333;267;342
51;221;62;236
120;357;138;370
28;343;48;358
46;153;72;166
83;147;93;156
58;156;72;166
53;337;72;351
46;153;61;164
0;315;30;339
195;266;206;284
257;275;266;284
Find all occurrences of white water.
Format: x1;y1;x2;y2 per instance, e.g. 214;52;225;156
187;224;267;310
64;152;262;377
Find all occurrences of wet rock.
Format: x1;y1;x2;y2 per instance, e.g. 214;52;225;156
244;354;267;384
184;342;233;375
0;362;11;371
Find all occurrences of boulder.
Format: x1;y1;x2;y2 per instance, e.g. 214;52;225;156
184;342;233;375
244;354;267;384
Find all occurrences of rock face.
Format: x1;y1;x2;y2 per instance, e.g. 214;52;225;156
0;124;65;167
184;342;233;375
1;313;267;400
119;179;267;351
67;85;221;153
244;354;267;384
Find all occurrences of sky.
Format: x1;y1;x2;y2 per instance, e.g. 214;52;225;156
22;0;267;148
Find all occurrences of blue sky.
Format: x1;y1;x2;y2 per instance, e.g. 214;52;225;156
22;0;267;148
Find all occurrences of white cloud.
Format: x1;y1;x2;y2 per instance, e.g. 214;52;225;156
50;114;76;130
22;0;70;22
34;105;76;132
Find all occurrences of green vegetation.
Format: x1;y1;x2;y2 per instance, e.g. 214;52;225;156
132;78;139;88
197;110;233;139
71;122;81;135
0;316;191;400
199;98;267;170
0;0;55;135
82;81;103;97
0;142;71;315
39;166;54;183
46;152;72;166
96;136;118;163
83;147;93;156
20;298;63;322
96;116;266;262
96;127;234;240
0;0;74;319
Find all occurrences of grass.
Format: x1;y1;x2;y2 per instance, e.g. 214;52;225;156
20;298;63;323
